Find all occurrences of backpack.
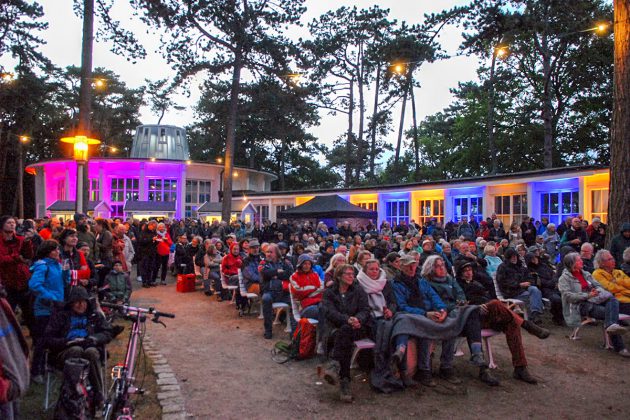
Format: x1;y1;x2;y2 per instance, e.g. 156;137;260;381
270;318;317;363
54;357;91;420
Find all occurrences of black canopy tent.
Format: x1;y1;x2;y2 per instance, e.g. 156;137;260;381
278;195;377;220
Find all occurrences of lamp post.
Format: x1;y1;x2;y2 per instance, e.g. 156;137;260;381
60;135;101;213
16;135;29;219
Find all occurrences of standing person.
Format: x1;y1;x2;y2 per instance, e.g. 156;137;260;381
560;217;589;253
154;223;173;285
0;283;30;420
75;214;95;261
521;217;537;247
0;216;34;330
320;264;371;402
610;223;630;269
114;224;134;275
138;220;158;288
58;228;93;290
94;219;114;287
28;240;69;383
174;235;191;274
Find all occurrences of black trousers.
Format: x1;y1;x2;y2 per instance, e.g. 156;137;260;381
155;254;169;282
6;288;33;331
331;324;369;380
140;254;157;285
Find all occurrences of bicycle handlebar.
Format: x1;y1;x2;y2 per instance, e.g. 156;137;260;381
101;302;175;319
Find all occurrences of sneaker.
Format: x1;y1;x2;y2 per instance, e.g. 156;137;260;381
160;281;167;285
31;374;44;385
479;367;500;386
513;366;538;384
618;349;630;358
137;276;143;283
606;323;629;336
323;361;340;386
439;367;463;385
470;353;487;367
339;378;353;403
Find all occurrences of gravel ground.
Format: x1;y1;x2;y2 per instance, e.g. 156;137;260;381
130;275;630;420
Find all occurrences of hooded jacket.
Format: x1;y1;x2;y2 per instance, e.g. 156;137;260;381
28;258;69;317
0;233;33;291
610;223;630;268
495;249;534;298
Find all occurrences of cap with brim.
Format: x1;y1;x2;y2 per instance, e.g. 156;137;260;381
399;255;417;266
248;239;260;247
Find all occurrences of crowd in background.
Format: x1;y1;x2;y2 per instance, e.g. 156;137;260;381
1;211;630;410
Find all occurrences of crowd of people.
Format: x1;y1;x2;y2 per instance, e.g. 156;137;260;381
1;212;630;413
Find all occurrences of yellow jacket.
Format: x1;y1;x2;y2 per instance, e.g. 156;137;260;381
592;269;630;303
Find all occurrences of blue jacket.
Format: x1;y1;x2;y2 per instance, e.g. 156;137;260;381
29;258;69;317
393;275;446;316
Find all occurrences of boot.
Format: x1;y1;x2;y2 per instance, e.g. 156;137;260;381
439;367;463;385
470;353;487;367
530;311;543;326
522;320;550;339
323;360;340;386
513;366;537;384
389;347;404;379
479;367;500;386
339;378;353;403
416;370;436;387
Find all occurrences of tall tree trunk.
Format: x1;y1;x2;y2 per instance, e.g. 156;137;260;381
17;137;24;218
541;31;554;169
487;51;498;174
369;64;381;180
249;137;255;168
410;82;419;180
279;139;286;190
0;127;5;215
344;78;354;187
394;80;409;165
355;46;365;182
221;51;243;221
78;0;94;214
608;0;630;246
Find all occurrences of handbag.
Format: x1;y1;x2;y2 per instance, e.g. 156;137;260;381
588;288;613;305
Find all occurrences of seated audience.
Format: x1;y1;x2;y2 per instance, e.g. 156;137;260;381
592;250;630;315
289;254;324;320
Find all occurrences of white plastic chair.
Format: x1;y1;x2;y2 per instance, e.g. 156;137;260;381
219;264;238;304
272;302;292;333
569;317;596;340
492;273;528;320
350;338;375;369
238;269;260;315
481;329;502;369
289;292;319;325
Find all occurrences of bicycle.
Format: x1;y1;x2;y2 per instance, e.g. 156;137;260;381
100;302;175;420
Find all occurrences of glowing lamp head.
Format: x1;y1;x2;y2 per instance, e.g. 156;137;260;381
186;160;192;165
60;135;100;162
233;171;239;178
19;135;29;143
216;157;223;164
110;147;118;153
595;23;608;34
1;73;14;82
495;46;507;58
93;79;106;89
150;157;156;162
392;63;405;74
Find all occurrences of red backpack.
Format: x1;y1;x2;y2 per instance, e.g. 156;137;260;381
292;318;317;360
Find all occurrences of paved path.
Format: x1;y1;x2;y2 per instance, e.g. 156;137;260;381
131;278;630;420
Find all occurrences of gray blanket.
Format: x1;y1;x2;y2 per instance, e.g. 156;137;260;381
389;305;479;344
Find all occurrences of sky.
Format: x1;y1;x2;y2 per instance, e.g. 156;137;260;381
4;0;480;165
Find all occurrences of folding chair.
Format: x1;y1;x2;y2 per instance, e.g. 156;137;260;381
219;265;238;304
350;338;375;369
492;273;529;320
272;302;292;333
237;269;260;315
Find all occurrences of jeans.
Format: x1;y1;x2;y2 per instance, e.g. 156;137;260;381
300;304;319;321
203;271;220;293
155;254;169;282
581;298;625;352
418;337;457;371
262;290;296;335
140;254;157;285
31;315;50;377
515;286;544;314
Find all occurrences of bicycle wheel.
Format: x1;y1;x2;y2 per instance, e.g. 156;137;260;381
102;379;120;420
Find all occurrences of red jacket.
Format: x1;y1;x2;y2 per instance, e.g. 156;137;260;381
221;252;242;276
290;271;323;309
0;234;33;291
156;233;173;256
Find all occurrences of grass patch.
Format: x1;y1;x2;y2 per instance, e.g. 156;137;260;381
19;321;161;419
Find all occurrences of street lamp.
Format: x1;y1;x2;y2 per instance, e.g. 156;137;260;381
60;135;101;213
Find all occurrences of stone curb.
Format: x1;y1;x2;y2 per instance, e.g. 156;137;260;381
143;336;187;420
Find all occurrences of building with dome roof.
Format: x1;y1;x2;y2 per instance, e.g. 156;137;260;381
27;124;277;221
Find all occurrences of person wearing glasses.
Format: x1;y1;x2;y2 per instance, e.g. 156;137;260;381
320;264;371;403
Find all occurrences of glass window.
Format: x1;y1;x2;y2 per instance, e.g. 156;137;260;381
88;179;99;202
57;179;66;201
453;196;483;223
540;191;579;226
386;200;409;227
591;189;608;223
494;194;527;225
419;199;444;226
255;205;269;224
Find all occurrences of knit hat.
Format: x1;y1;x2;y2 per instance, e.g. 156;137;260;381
504;247;518;260
65;286;90;308
296;253;314;269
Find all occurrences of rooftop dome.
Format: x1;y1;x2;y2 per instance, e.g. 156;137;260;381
130;125;190;160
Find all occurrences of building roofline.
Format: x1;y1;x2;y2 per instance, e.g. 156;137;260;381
26;157;278;180
247;165;609;198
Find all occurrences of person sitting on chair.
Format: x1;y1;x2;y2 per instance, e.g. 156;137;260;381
289;254;324;320
44;286;113;409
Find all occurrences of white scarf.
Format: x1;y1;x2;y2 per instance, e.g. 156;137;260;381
356;268;388;318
